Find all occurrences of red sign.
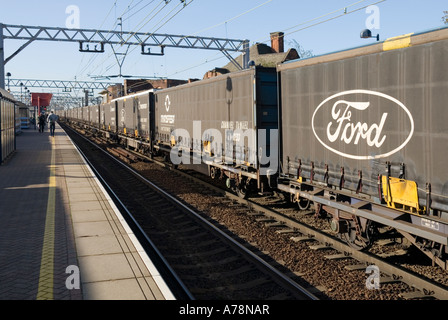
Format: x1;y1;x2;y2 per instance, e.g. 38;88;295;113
31;93;53;107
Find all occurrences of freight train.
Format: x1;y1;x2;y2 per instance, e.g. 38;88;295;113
60;26;448;270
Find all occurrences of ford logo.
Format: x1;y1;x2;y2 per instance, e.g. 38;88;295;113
311;90;414;160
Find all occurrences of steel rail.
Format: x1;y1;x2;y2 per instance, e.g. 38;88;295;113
169;168;448;300
65;120;448;300
65;123;319;300
102;144;318;300
64;124;194;300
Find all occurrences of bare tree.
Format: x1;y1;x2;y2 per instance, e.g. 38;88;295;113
287;39;314;59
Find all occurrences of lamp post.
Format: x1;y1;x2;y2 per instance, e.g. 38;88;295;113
360;29;380;41
6;72;11;92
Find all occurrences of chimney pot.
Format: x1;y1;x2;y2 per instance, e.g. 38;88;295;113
270;32;284;53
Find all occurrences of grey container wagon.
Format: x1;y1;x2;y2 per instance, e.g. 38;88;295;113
276;26;448;267
154;66;278;196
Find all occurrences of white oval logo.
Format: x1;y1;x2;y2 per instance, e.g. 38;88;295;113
165;95;171;112
311;90;414;160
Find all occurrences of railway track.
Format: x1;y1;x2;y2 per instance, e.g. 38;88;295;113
149;166;448;300
62;122;317;300
63;121;448;300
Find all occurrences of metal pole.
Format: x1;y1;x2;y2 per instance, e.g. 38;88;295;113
84;90;88;106
0;23;5;89
242;40;250;69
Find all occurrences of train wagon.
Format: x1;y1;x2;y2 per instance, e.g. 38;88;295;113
118;90;154;140
115;95;131;136
102;100;118;135
77;106;83;123
89;104;100;129
276;27;448;268
132;90;155;142
70;106;81;125
154;66;278;196
81;105;89;127
55;108;66;121
65;108;72;122
104;90;155;149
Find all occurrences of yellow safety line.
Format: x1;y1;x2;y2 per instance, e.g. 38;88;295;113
37;138;56;300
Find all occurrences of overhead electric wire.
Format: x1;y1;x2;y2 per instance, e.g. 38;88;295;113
167;0;385;79
187;0;273;37
283;0;387;38
122;0;173;45
79;0;160;79
165;0;274;77
128;0;194;55
74;1;119;79
283;0;368;34
76;0;138;79
83;0;262;80
89;0;193;79
87;0;168;77
167;54;227;77
255;0;386;44
122;0;157;23
86;0;174;78
80;0;387;83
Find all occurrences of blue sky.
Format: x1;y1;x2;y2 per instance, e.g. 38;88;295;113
1;0;447;97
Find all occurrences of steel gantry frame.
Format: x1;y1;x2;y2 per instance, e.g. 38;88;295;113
0;23;250;89
9;90;91;109
6;78;117;109
7;78;116;91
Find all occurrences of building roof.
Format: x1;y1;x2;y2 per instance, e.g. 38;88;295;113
221;43;299;73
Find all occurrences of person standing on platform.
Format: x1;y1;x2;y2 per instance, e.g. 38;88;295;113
47;111;58;137
38;113;46;133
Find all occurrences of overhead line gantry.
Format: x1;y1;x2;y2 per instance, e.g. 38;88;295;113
0;23;250;89
7;78;116;91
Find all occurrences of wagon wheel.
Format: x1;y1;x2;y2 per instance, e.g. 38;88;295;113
298;197;311;210
236;185;248;199
210;166;219;180
235;177;251;199
342;219;376;250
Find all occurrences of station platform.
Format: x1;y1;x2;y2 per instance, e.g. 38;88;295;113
0;123;175;300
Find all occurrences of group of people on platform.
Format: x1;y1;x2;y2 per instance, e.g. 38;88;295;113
37;111;58;136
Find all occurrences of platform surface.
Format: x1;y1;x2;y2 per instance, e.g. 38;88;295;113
0;124;174;300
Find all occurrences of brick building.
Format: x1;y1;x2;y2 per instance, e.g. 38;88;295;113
205;31;299;78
